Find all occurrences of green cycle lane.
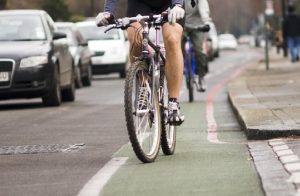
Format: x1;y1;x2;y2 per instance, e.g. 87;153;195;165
100;101;264;196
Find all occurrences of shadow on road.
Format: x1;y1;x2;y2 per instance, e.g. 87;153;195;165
0;100;43;111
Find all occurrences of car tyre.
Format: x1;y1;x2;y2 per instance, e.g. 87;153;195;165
82;64;92;86
120;59;129;79
75;65;83;88
42;65;61;106
62;66;76;102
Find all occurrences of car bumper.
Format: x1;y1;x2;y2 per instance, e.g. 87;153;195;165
91;63;125;75
0;64;52;99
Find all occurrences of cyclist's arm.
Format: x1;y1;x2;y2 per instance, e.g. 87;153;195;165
198;0;211;24
104;0;119;14
172;0;184;7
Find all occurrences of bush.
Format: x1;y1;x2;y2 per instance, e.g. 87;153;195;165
42;0;70;21
69;15;86;22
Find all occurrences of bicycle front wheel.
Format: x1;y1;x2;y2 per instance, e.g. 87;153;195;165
160;70;176;155
124;61;161;163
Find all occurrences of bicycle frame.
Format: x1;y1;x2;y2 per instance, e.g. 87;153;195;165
184;36;197;81
104;13;176;163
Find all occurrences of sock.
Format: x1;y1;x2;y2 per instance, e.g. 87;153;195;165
169;98;177;103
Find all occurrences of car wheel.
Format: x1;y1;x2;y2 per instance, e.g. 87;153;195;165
120;58;129;79
42;64;61;106
75;65;83;88
82;64;92;86
62;66;76;102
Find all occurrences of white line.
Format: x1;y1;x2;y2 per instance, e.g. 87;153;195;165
77;157;128;196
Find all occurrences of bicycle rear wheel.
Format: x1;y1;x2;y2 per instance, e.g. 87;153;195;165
160;70;176;155
124;61;161;163
186;53;194;102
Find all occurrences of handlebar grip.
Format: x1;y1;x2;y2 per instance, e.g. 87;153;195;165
197;25;210;32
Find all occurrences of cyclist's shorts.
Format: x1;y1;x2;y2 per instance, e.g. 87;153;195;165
127;0;184;27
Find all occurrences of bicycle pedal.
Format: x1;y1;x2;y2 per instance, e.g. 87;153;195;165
168;120;184;126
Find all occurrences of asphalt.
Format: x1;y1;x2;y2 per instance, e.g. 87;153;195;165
228;49;300;140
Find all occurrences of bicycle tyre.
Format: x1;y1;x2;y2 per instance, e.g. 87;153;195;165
187;53;194;102
160;70;176;155
124;61;161;163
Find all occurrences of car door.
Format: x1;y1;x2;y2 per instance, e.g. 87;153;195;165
76;30;90;73
45;14;72;86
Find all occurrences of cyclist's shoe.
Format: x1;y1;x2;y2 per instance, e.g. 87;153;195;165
198;76;207;92
136;86;149;116
168;101;184;126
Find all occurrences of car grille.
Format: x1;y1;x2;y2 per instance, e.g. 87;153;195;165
0;59;15;88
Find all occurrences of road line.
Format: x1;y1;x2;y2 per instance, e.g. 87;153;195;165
77;157;128;196
205;61;253;143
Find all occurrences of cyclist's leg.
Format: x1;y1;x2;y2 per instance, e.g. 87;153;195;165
190;30;207;91
162;23;185;125
190;30;207;77
126;0;153;63
127;22;143;63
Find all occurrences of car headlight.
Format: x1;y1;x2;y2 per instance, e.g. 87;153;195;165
20;55;48;68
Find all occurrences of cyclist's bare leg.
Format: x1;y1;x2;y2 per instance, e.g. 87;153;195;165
127;22;143;63
162;23;184;125
162;23;184;99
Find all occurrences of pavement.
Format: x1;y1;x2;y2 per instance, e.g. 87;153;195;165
228;49;300;140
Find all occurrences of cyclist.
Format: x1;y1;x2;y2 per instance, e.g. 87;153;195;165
96;0;185;125
183;0;211;91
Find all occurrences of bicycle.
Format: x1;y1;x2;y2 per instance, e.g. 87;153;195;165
104;13;176;163
183;26;210;102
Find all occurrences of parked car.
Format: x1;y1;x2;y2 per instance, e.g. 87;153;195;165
202;34;214;62
238;34;253;45
0;10;75;106
55;22;92;88
218;33;238;50
76;21;130;78
207;22;219;58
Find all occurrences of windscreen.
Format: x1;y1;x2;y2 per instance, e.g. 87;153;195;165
77;24;120;41
0;15;46;41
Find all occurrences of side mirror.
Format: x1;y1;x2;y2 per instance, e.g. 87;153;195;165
80;42;88;47
53;32;67;40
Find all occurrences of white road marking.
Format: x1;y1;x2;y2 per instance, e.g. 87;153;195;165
77;157;128;196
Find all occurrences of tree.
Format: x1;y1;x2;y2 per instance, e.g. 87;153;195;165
42;0;70;21
0;0;7;10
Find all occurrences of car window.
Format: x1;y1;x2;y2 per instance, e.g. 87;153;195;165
45;14;55;34
77;24;120;41
0;15;46;41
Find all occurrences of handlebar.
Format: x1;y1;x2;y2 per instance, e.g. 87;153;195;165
103;13;168;33
195;25;210;32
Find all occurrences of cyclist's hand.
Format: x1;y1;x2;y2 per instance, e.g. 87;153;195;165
168;5;185;25
95;12;114;27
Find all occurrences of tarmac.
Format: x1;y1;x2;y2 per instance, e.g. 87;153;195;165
228;49;300;140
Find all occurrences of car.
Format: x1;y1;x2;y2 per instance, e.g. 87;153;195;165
55;22;92;88
218;33;238;50
238;34;253;45
76;21;130;78
203;33;214;62
0;10;75;106
207;22;219;58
